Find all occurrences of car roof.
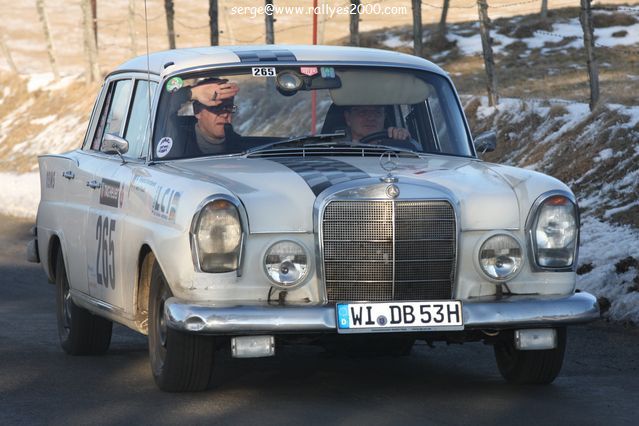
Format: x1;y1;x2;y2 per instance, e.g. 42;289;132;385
112;45;446;79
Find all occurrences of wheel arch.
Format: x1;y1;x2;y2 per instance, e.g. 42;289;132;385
135;244;155;334
47;234;62;284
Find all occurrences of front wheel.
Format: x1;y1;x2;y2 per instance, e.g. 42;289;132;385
148;259;215;392
494;328;567;384
56;250;112;355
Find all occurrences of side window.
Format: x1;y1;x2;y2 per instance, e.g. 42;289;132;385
91;79;132;151
124;80;158;159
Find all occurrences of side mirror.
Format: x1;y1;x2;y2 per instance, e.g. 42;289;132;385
101;133;130;159
474;131;497;154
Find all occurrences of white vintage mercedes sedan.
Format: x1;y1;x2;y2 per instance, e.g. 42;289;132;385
29;45;599;391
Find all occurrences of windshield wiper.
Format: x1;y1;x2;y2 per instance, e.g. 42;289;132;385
246;132;346;154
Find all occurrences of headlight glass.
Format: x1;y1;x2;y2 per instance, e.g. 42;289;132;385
264;241;309;287
533;195;577;268
195;199;242;273
479;234;523;280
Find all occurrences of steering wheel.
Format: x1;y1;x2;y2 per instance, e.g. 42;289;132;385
359;130;391;145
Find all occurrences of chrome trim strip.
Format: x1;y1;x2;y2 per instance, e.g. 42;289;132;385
189;193;249;277
524;189;579;273
164;292;599;334
391;198;396;299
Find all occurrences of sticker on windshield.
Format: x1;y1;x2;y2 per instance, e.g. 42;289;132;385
320;67;335;78
156;137;173;158
300;67;318;76
165;77;183;93
251;67;276;77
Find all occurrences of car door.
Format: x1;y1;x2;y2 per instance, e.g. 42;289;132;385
86;76;158;311
84;77;133;307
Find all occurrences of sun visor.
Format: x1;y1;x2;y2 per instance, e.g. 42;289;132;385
329;70;431;105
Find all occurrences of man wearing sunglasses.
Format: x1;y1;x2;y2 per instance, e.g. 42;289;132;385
185;78;241;155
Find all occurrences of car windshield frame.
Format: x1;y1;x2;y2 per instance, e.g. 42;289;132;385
151;63;476;162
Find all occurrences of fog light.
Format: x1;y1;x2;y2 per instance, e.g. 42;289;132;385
231;336;275;358
264;240;309;288
515;329;557;350
479;234;523;281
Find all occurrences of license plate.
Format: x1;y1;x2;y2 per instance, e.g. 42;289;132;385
336;301;464;334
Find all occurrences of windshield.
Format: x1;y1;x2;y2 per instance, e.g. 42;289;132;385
153;66;473;160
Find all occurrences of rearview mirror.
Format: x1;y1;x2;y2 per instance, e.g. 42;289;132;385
101;133;130;156
474;131;496;154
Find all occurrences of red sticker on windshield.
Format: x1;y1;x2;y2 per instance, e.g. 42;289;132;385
300;67;319;76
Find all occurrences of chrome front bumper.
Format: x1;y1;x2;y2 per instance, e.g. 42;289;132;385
164;292;600;334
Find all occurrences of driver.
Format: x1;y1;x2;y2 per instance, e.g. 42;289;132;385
343;105;411;143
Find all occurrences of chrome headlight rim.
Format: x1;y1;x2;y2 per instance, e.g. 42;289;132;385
189;194;248;275
525;190;579;272
476;232;524;282
263;239;311;290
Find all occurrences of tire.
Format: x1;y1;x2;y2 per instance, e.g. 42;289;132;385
56;250;112;355
148;260;215;392
494;328;567;385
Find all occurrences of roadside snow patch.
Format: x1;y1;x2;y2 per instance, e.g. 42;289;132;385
0;172;40;219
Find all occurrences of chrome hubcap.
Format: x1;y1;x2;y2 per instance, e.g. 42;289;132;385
63;286;72;329
158;300;167;348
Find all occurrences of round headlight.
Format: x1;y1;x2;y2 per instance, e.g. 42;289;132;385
264;241;309;288
479;234;523;281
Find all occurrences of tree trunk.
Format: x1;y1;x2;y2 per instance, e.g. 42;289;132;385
36;0;60;79
265;0;275;44
209;0;219;46
128;0;136;56
81;0;100;83
0;34;18;73
579;0;599;110
164;0;176;49
540;0;548;21
350;0;360;46
91;0;98;48
436;0;450;47
477;0;498;106
411;0;423;56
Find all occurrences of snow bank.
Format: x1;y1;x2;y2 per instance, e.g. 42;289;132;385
0;172;40;219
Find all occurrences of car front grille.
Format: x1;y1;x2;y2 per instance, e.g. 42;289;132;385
322;200;456;302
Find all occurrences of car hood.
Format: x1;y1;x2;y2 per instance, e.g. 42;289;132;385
165;155;566;233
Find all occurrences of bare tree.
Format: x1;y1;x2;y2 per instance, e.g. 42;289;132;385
0;33;18;74
265;0;275;44
164;0;176;49
210;0;219;46
477;0;498;106
541;0;548;21
36;0;60;79
91;0;98;47
435;0;450;48
579;0;599;110
411;0;423;55
128;0;136;56
81;0;100;83
350;0;360;46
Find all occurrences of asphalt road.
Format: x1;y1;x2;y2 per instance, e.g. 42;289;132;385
1;214;638;425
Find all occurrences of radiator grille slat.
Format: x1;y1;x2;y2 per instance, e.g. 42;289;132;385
322;200;456;302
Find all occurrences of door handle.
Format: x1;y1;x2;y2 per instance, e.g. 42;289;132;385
62;171;75;180
86;180;102;189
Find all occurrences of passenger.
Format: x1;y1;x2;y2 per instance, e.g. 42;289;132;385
343;105;411;143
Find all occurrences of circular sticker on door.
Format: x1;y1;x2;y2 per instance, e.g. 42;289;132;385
156;137;173;158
